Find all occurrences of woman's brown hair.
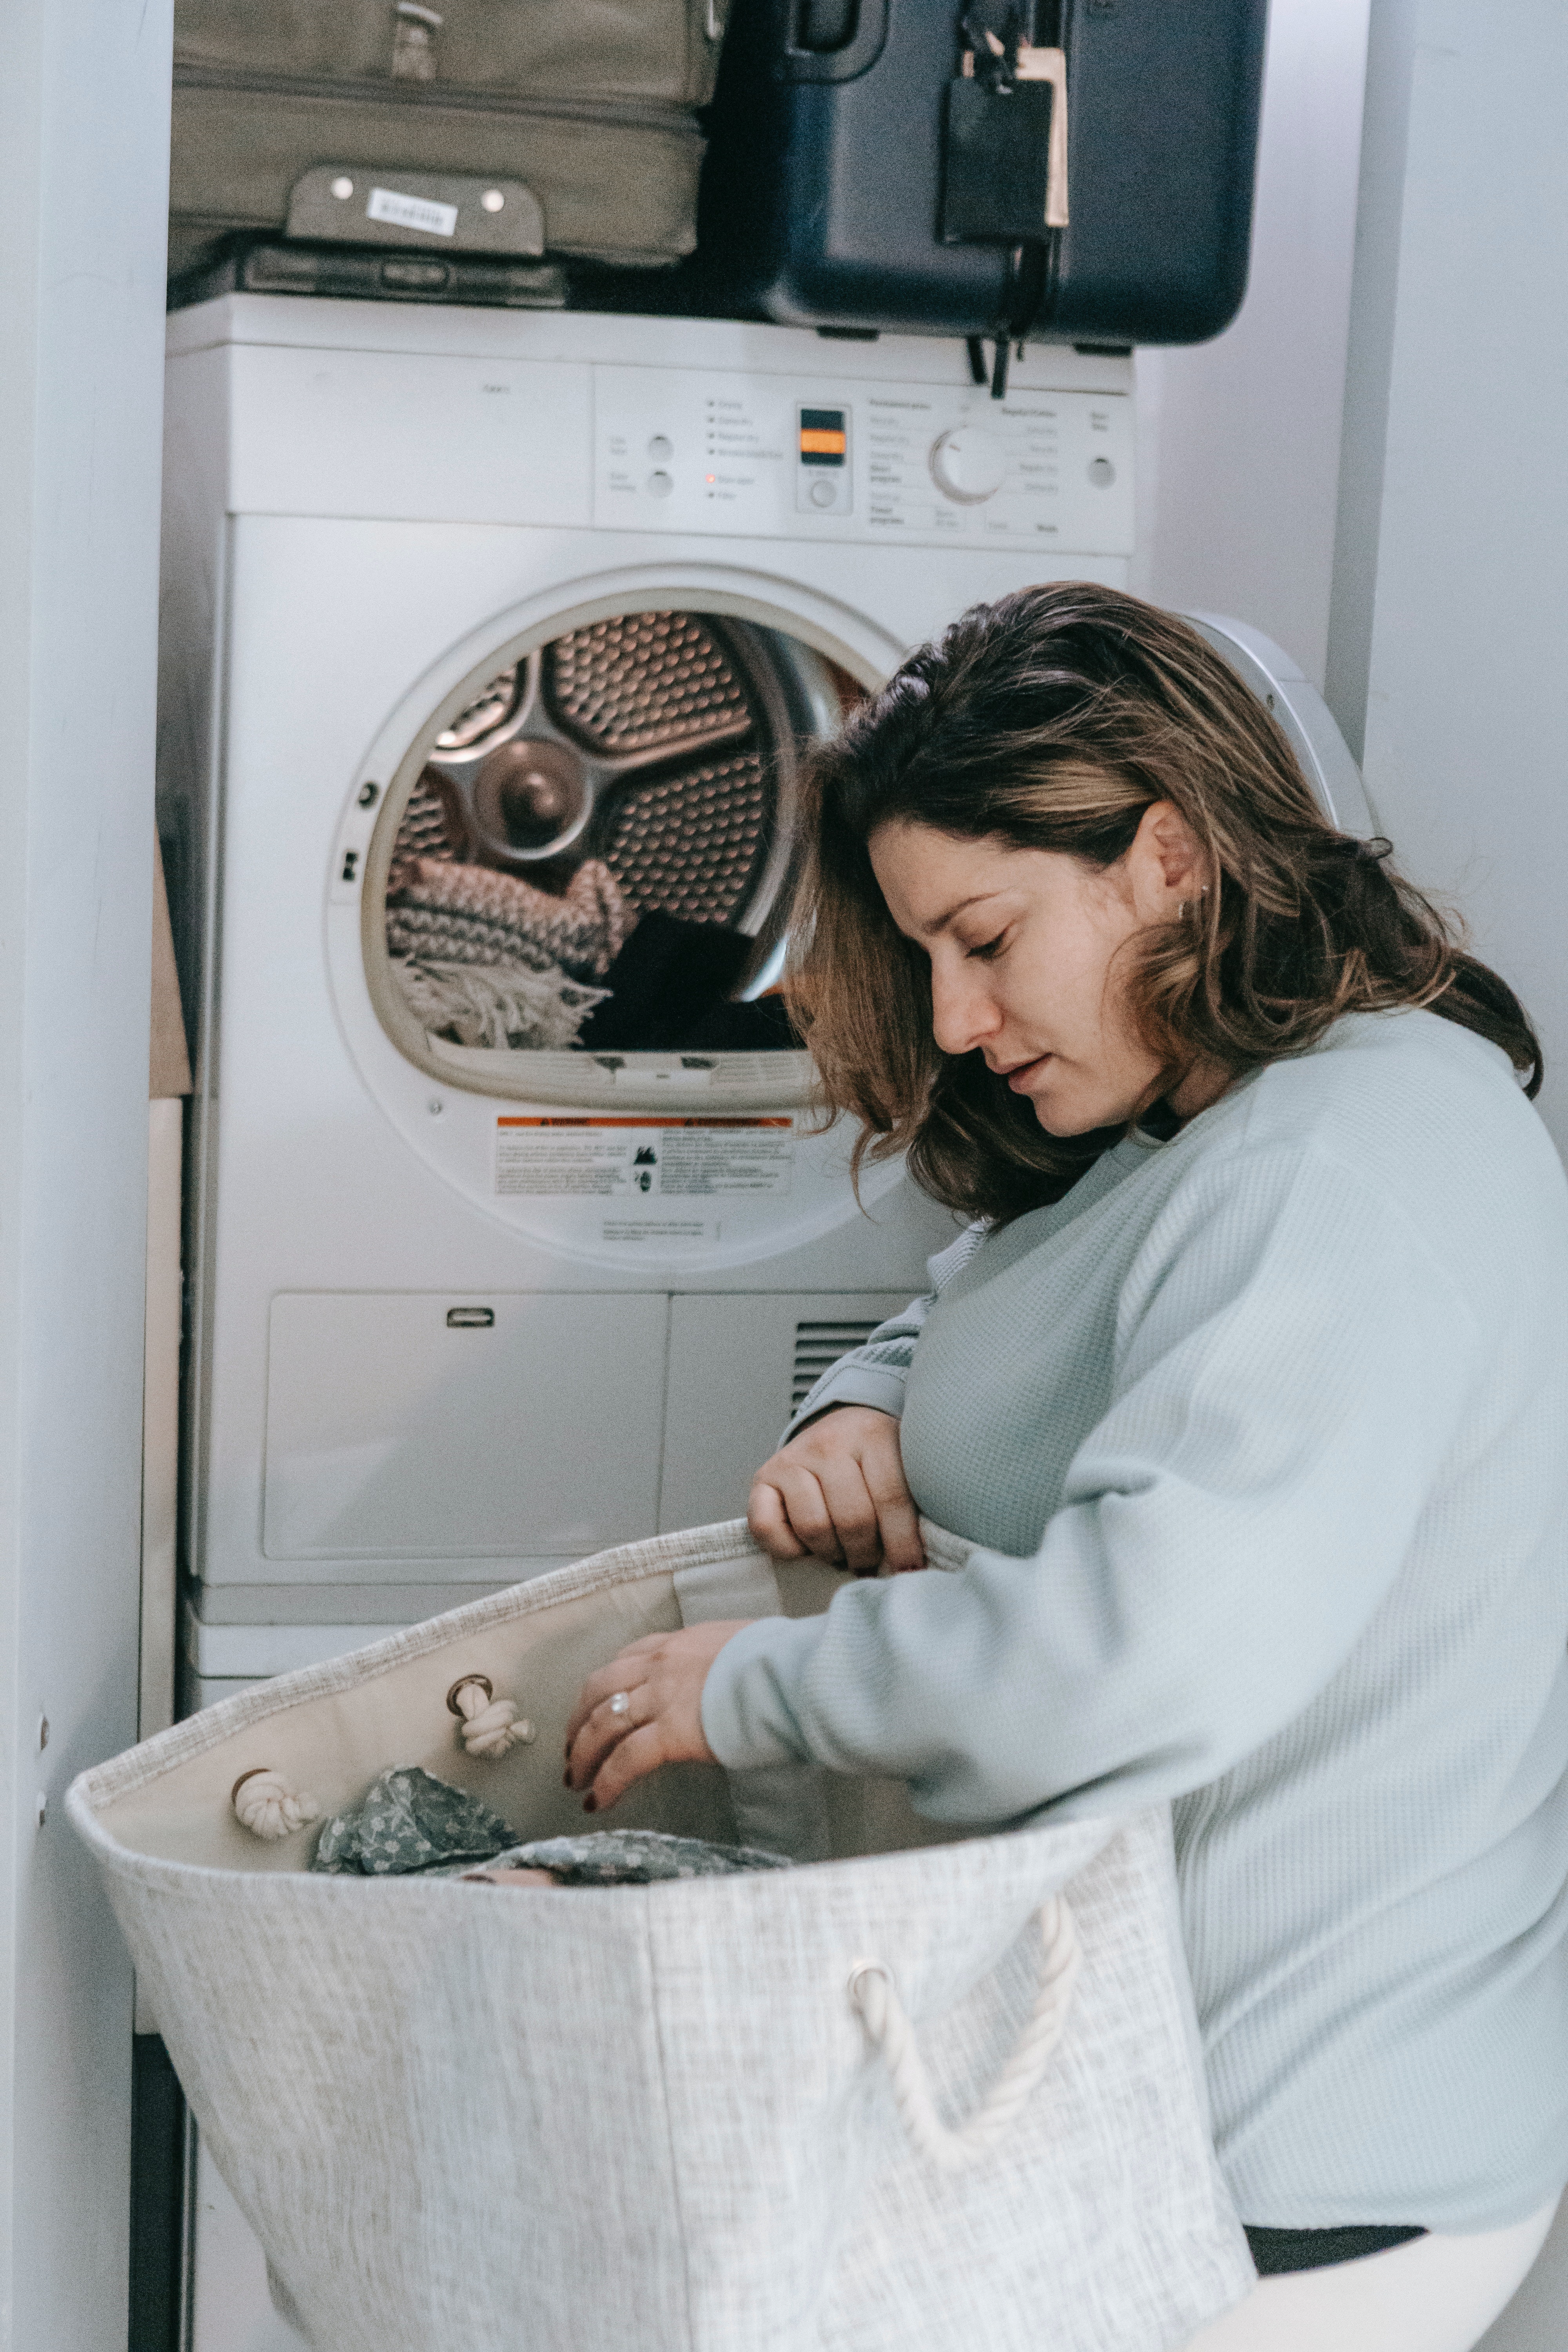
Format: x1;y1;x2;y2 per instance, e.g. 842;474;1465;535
788;583;1541;1225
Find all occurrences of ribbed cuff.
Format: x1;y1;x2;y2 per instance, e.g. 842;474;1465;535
700;1614;827;1771
782;1363;908;1445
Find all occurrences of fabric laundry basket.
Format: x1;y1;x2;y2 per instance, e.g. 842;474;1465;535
70;1519;1253;2352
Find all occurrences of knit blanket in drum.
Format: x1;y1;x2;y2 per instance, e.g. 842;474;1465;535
386;856;635;980
386;855;634;1051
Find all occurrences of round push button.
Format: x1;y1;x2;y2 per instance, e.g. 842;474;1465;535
648;434;673;462
1087;456;1117;488
647;470;674;498
809;479;837;509
929;426;1007;504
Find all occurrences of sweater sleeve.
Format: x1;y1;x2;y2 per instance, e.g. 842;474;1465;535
703;1144;1482;1826
779;1221;987;1441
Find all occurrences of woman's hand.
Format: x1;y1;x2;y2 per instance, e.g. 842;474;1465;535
748;1405;924;1575
563;1620;749;1813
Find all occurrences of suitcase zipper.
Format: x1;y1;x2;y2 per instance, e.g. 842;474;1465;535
172;62;701;139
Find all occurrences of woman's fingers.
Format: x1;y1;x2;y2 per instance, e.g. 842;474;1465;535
757;1460;846;1564
563;1638;660;1748
564;1621;745;1806
861;1428;925;1573
749;1408;924;1575
871;1486;925;1572
580;1721;665;1813
747;1475;808;1560
463;1866;558;1886
567;1684;653;1790
564;1666;631;1751
811;1455;886;1575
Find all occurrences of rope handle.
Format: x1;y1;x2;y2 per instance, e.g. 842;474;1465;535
847;1895;1081;2174
231;1767;321;1842
229;1671;533;1840
446;1674;535;1759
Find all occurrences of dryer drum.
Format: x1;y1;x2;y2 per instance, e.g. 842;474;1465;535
378;611;841;1063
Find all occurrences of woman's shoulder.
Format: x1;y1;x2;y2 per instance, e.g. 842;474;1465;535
1196;1007;1568;1259
1239;1008;1535;1144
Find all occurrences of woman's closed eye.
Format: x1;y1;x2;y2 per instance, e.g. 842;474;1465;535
965;929;1010;962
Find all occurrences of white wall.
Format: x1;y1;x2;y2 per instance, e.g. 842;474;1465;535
1332;0;1568;1163
1133;0;1372;689
0;0;172;2343
1323;5;1568;2341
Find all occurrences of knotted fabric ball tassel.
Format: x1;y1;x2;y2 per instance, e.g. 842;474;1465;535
231;1768;321;1842
448;1674;535;1759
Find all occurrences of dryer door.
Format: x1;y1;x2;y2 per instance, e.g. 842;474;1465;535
328;582;912;1270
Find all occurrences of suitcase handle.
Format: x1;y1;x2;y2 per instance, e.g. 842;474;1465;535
847;1894;1081;2173
781;0;890;85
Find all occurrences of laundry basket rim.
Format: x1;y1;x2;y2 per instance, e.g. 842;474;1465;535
66;1511;1088;1894
72;1513;979;1825
71;1515;762;1814
64;1773;1125;1906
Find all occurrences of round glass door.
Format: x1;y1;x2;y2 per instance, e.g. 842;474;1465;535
368;609;848;1078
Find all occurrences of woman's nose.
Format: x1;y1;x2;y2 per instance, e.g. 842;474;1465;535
929;962;1002;1058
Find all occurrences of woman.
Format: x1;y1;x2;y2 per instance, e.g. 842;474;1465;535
564;586;1568;2349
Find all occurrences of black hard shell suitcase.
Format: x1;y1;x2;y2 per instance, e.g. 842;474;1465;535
170;0;731;280
696;0;1267;350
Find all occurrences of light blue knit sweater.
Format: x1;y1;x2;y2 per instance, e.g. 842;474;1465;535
702;1011;1568;2229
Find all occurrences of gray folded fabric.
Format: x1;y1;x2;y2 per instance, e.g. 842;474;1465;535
484;1830;791;1884
310;1766;790;1882
312;1767;515;1876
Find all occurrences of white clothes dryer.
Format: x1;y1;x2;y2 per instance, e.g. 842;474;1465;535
158;296;1148;1695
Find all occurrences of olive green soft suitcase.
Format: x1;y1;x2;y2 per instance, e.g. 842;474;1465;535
170;0;729;279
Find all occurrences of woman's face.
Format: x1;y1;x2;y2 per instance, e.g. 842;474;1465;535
868;804;1209;1136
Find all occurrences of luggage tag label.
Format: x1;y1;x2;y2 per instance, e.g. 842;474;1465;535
940;36;1069;245
367;186;459;240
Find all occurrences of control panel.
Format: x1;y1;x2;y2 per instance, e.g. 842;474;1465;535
594;366;1132;554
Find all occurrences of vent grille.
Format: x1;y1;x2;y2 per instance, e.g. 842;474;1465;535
604;751;769;925
435;666;521;751
791;1320;879;1413
547;614;749;756
387;771;459;889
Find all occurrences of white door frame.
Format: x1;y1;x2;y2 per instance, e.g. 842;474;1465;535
0;0;173;2340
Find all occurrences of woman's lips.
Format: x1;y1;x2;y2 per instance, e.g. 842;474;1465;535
1002;1054;1052;1091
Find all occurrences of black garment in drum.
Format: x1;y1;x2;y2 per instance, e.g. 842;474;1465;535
575;909;796;1055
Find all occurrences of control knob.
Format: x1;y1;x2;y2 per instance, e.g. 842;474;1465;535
929;425;1007;505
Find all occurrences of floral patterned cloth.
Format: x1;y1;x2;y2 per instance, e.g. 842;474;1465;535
310;1767;789;1882
485;1830;791;1884
311;1767;514;1876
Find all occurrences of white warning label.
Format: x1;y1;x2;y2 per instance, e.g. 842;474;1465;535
497;1116;793;1200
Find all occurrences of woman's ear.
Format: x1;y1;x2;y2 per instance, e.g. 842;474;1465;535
1128;800;1207;916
